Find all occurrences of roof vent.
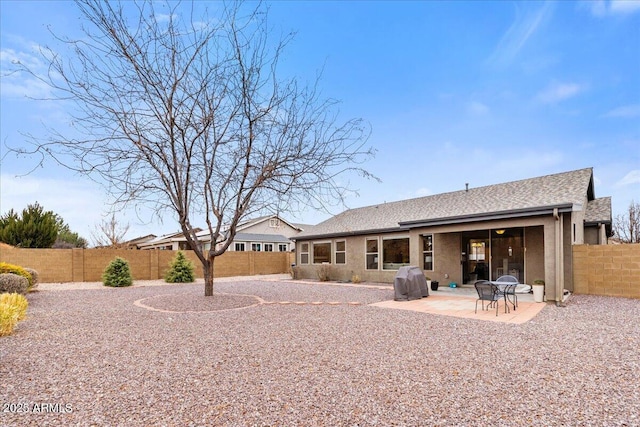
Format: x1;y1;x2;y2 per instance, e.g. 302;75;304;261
465;183;469;192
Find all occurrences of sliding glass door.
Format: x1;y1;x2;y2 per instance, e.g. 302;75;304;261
462;228;525;283
490;228;524;281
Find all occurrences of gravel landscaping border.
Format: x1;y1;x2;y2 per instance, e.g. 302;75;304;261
1;278;639;426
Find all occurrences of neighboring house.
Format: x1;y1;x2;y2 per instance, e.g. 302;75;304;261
137;215;306;252
136;231;196;251
220;215;307;252
123;234;157;249
293;168;612;304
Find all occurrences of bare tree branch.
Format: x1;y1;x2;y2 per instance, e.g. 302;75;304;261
613;200;640;243
91;214;130;248
8;0;376;296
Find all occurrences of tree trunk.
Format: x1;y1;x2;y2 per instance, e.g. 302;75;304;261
204;255;215;296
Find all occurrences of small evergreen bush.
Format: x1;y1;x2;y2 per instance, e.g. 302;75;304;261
0;273;29;295
0;262;33;288
0;293;28;321
165;251;195;283
102;257;133;287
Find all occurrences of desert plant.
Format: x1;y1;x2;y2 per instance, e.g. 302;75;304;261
165;251;195;283
0;262;33;288
0;293;28;321
351;274;361;284
0;302;20;337
102;257;133;287
317;264;331;282
23;268;39;291
0;273;29;295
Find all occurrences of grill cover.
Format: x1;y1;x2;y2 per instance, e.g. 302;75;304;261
393;266;429;301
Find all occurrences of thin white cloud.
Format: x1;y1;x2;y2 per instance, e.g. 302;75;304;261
615;170;640;187
585;0;640;16
0;46;53;99
536;82;586;104
467;101;490;116
0;174;173;242
610;0;640;14
155;13;178;23
603;104;640;118
0;174;103;235
486;2;554;67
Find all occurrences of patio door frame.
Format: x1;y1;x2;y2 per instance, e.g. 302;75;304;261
489;227;526;282
462;227;526;284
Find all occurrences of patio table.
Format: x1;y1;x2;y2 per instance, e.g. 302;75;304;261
491;282;521;311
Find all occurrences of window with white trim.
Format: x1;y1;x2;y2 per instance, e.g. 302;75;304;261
264;243;273;252
278;244;288;252
235;242;246;251
313;242;331;264
335;240;346;264
366;238;379;270
382;237;410;270
422;234;433;270
251;243;261;251
300;243;309;264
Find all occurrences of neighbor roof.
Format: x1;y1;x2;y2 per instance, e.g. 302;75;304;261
297;168;596;239
233;233;292;243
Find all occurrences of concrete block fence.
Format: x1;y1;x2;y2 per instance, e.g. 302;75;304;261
0;244;295;283
573;243;640;299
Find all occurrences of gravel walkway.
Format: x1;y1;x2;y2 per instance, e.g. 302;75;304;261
1;279;639;426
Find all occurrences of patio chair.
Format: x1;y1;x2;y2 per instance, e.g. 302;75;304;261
474;280;502;316
496;275;519;310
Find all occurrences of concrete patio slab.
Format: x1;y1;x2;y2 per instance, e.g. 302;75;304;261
370;294;548;324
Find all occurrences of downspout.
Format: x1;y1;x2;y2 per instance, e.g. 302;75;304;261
554;208;565;307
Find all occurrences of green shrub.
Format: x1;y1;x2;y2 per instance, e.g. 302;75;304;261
0;303;19;337
0;293;28;321
0;262;33;288
164;251;195;283
23;268;39;284
102;257;133;287
23;268;39;291
0;273;29;295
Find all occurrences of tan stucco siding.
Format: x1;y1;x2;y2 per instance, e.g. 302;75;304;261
525;226;545;285
564;213;574;292
295;214;570;289
584;227;600;245
242;220;300;238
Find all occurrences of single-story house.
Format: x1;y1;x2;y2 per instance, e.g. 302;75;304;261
293;168;612;304
137;215;307;252
123;234;157;249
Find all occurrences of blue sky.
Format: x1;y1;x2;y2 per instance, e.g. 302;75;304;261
1;1;639;242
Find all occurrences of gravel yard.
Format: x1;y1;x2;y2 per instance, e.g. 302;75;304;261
2;278;639;426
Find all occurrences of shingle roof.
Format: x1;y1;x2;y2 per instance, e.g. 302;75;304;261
233;233;292;243
585;197;612;224
297;168;596;239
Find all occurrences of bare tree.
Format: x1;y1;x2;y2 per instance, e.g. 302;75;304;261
13;1;375;295
613;200;640;243
91;214;131;248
